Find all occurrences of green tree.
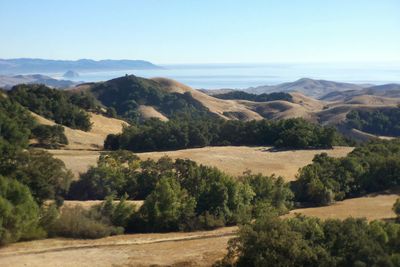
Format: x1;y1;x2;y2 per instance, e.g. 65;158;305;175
393;198;400;220
12;149;73;204
0;176;45;245
138;177;196;232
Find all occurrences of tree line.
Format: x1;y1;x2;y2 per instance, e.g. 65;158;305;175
7;84;93;131
213;91;293;102
105;117;346;152
346;108;400;136
293;139;400;205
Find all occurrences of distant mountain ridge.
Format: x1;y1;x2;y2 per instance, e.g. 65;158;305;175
203;78;400;99
0;58;161;74
244;78;372;98
0;74;76;89
321;83;400;101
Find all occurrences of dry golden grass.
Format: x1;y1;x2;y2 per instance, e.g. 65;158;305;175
137;146;353;181
152;77;264;120
61;200;144;210
48;149;100;179
284;192;400;221
137;105;169;121
32;112;127;150
0;226;236;267
49;146;353;181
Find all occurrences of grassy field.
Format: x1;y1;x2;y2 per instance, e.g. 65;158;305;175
285;190;400;221
0;227;236;267
49;146;353;180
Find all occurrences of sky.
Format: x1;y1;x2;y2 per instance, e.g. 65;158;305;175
0;0;399;64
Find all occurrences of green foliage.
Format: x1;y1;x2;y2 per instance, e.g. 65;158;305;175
68;151;140;200
135;177;197;232
218;216;400;267
68;151;293;232
0;94;34;149
106;117;345;152
242;173;293;214
31;124;68;148
93;194;136;228
214;91;293;102
394;198;400;219
293;139;400;205
346;108;400;136
8;84;92;131
11;149;73;204
0;176;45;245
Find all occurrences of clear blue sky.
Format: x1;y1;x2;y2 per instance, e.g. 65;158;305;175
0;0;399;64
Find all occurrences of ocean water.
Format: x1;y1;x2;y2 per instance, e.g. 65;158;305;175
51;63;400;89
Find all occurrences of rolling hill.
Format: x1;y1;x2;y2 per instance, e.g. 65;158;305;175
0;74;76;89
242;78;371;98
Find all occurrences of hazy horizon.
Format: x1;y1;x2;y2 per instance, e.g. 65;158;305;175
1;0;399;63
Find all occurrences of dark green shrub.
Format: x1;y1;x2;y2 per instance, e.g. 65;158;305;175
0;176;45;245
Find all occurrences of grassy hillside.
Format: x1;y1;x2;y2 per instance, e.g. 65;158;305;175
89;75;214;122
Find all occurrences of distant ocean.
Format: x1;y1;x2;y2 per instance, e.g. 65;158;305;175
51;63;400;89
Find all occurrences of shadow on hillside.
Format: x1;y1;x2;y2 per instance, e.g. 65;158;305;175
262;147;335;153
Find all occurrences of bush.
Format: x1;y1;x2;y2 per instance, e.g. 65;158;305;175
0;176;45;245
393;198;400;220
51;206;123;239
92;194;136;229
134;177;197;232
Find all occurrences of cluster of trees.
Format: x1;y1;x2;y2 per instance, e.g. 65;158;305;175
217;215;400;267
90;75;212;122
68;151;293;232
293;139;400;205
214;91;293;102
105;117;345;152
8;84;92;131
346;108;400;136
0;94;74;244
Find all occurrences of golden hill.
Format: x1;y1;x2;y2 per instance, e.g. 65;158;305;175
31;112;127;150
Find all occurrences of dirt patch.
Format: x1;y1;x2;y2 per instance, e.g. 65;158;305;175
0;227;236;267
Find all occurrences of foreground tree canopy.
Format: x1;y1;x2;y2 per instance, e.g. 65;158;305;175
217;215;400;267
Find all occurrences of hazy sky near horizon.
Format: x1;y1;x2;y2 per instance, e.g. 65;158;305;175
0;0;399;64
